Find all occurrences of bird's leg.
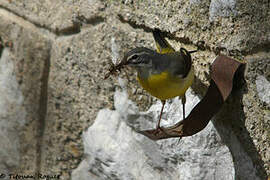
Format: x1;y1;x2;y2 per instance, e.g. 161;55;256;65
156;100;166;130
181;94;186;120
176;94;186;144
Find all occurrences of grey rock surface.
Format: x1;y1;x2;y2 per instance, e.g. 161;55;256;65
0;48;25;177
113;0;270;52
0;0;269;179
72;88;237;180
256;75;270;105
0;8;51;175
0;0;105;35
209;0;237;22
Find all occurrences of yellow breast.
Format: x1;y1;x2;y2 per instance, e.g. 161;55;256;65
137;67;194;100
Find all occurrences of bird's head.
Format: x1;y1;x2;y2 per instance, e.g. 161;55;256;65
123;47;156;69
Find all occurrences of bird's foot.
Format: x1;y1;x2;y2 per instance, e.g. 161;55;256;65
153;126;165;135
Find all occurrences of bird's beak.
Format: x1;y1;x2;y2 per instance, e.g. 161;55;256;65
118;58;129;66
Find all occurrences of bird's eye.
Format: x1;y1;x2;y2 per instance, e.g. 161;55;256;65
130;54;138;60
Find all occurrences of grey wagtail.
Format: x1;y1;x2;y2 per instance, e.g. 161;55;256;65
122;29;196;131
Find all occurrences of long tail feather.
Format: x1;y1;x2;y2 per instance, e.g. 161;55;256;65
152;29;175;54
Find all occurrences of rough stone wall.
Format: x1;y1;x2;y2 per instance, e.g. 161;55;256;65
0;0;269;179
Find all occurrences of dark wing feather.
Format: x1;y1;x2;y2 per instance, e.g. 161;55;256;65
164;51;192;78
